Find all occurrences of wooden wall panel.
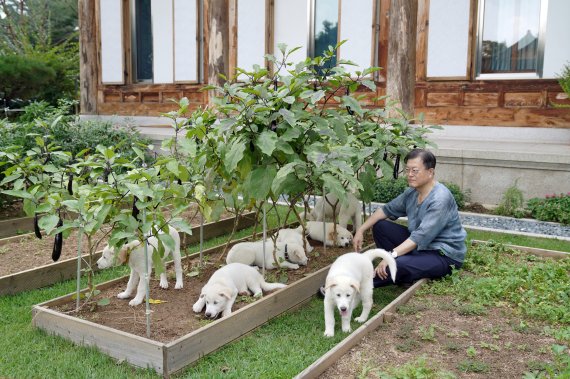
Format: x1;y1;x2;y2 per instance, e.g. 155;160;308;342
463;93;499;107
426;93;460;107
504;92;544;108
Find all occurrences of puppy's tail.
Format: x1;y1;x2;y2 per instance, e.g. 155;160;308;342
260;280;287;292
363;249;397;283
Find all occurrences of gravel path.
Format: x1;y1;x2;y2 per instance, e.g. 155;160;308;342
299;197;570;240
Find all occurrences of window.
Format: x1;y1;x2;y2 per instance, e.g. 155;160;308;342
476;0;546;79
311;0;339;68
131;0;153;82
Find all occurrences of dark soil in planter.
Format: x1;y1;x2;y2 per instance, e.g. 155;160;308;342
462;202;494;214
0;201;25;220
50;237;367;343
0;207;236;277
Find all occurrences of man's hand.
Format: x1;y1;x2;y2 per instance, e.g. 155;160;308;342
375;260;390;280
353;229;364;251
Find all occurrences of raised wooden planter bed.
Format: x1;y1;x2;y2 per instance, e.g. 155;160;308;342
1;212;256;296
0;215;34;239
32;237;334;377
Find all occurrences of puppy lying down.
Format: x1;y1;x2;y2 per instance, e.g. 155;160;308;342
324;249;397;337
193;263;287;319
226;240;307;269
300;221;353;247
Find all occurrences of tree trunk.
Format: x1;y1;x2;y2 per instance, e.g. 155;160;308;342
386;0;417;116
205;0;230;101
78;0;98;115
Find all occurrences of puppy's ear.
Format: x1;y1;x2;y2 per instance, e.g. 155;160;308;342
117;246;129;265
324;279;337;291
219;290;233;299
350;280;360;293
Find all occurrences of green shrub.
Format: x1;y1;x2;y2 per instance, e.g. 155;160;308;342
496;181;527;218
527;193;570;225
0;54;56;106
442;181;469;209
373;176;408;203
373;177;468;210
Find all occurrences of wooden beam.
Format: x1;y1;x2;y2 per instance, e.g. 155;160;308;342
79;0;99;114
205;0;230;98
386;0;417;116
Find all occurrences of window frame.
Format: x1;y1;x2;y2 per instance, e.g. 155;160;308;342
474;0;549;80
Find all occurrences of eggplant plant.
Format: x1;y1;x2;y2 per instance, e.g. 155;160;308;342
201;42;439;243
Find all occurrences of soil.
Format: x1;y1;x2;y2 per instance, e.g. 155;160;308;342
462;202;495;215
0;200;25;220
50;237;356;343
320;292;560;378
0;206;234;277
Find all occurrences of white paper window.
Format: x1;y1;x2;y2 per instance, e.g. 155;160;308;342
100;0;124;84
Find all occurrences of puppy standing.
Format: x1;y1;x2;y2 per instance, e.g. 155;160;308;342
96;226;183;306
323;249;397;337
300;221;353;247
193;262;287;318
311;193;362;231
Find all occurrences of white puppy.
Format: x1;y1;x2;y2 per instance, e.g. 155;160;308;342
323;249;397;337
192;262;287;318
226;240;307;269
311;193;362;232
300;221;353;247
96;226;183;306
276;227;314;253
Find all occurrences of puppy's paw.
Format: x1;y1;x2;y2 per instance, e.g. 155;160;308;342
175;282;183;289
129;298;143;306
324;329;335;338
342;325;352;333
159;280;169;289
290;264;300;269
192;303;203;313
117;292;130;299
354;315;367;323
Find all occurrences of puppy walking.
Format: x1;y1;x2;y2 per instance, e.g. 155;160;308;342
193;263;287;318
96;226;183;306
323;249;397;337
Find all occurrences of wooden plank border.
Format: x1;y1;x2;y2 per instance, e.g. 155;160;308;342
294;279;428;379
0;215;34;239
1;212;256;296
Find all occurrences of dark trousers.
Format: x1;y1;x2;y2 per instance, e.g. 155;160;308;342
372;220;462;287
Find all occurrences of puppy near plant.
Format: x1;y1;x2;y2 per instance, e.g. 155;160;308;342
96;226;184;306
301;221;353;247
323;249;397;337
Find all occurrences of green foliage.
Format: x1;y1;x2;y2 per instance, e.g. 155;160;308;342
441;181;469;209
496;180;527;218
526;193;570;225
373;176;408;203
552;61;570;108
424;241;570;325
0;54;56;105
457;359;490;373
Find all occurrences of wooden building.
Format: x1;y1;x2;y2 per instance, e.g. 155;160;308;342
79;0;570;204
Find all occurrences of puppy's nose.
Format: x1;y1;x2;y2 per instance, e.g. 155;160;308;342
340;306;347;312
205;312;212;318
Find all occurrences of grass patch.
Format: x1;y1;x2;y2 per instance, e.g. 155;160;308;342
376;356;456;378
457;359;490;373
466;229;570;252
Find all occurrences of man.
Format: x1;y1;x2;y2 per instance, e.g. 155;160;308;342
353;149;466;287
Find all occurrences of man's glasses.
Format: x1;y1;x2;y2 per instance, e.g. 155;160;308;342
404;168;422;176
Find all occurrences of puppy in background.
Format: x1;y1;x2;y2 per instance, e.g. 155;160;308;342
300;221;353;247
96;226;184;306
192;262;287;318
323;249;397;337
311;193;362;232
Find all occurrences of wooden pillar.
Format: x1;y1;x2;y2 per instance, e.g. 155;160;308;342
78;0;98;115
386;0;417;116
205;0;230;97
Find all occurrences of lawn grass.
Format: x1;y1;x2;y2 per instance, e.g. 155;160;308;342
466;228;570;252
1;210;568;378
